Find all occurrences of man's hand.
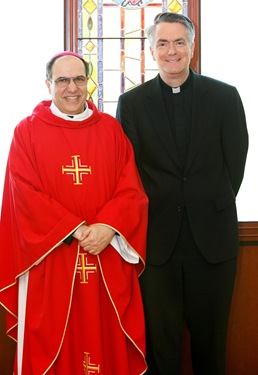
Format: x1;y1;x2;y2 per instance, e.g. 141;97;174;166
73;224;115;255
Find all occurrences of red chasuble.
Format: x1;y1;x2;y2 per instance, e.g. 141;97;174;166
0;100;148;375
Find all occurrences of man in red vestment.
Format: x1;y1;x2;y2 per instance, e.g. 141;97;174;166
0;51;148;375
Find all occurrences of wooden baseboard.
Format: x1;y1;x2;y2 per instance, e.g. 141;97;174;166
239;221;258;243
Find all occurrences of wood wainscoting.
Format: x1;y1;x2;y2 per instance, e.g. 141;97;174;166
226;222;258;374
1;222;258;375
181;221;258;375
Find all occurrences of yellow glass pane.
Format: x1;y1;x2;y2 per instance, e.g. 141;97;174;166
83;0;97;15
168;0;182;13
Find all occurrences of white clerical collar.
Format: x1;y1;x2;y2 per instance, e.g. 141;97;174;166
172;87;181;94
50;102;93;121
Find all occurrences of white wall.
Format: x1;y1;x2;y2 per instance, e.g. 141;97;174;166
201;2;257;221
0;0;64;203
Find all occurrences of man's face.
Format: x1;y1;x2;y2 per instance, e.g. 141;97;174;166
150;22;195;83
46;55;88;115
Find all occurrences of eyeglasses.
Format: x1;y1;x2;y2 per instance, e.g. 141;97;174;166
51;76;87;88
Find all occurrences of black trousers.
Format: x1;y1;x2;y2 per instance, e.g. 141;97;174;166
140;214;237;375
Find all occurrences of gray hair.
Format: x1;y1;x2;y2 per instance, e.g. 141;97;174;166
145;12;195;47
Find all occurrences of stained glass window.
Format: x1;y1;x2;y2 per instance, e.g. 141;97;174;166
73;0;191;115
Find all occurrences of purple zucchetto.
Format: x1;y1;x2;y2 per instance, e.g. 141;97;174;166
51;51;83;60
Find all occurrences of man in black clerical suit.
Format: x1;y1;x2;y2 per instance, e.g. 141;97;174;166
116;11;248;375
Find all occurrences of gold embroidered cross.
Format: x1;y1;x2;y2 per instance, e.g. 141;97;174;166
62;155;91;185
83;352;100;374
77;253;97;284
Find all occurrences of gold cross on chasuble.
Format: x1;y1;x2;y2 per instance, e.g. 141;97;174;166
83;352;100;374
62;155;92;185
77;253;97;284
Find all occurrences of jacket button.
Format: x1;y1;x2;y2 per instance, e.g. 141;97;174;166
183;176;187;182
177;206;182;212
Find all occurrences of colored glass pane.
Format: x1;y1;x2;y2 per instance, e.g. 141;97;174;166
78;0;187;115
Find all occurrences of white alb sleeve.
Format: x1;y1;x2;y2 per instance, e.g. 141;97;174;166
111;234;139;264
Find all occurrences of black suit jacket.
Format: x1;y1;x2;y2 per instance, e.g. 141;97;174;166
116;71;248;265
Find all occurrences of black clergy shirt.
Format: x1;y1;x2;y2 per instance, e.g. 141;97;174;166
160;71;193;168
